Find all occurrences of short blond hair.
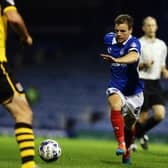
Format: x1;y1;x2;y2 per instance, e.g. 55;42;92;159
142;16;157;26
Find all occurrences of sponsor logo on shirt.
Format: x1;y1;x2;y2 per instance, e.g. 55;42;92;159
130;42;137;48
111;63;127;67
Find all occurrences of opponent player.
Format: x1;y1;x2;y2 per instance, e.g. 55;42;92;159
100;14;144;164
0;0;39;168
134;16;168;150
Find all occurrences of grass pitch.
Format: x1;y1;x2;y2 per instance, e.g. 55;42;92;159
0;135;168;168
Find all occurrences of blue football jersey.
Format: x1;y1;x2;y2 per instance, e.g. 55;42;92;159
104;32;144;96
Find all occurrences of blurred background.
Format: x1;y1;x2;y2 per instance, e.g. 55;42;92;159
1;0;168;140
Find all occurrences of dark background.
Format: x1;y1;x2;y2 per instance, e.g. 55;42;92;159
14;0;168;45
6;0;167;67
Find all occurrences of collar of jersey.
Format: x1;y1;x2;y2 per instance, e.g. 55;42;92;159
112;35;132;45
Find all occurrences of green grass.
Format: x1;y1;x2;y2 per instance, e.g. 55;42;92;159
0;135;168;168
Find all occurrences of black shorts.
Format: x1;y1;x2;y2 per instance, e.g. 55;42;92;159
141;79;165;111
0;62;24;104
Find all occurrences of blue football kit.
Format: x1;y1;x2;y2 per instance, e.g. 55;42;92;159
104;32;144;96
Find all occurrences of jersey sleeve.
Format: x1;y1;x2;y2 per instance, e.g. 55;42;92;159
161;42;167;66
103;32;115;54
128;38;141;57
1;0;16;14
104;32;115;45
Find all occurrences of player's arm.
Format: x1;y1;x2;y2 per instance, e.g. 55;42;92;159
161;43;168;78
4;9;32;46
139;63;145;70
100;51;138;64
161;66;168;79
1;0;32;46
139;60;154;70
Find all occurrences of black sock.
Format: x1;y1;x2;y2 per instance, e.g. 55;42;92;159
124;127;135;149
135;121;145;138
135;117;162;138
143;117;161;132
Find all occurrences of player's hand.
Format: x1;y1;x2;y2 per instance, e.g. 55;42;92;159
100;54;117;63
162;68;168;79
144;59;154;68
20;35;33;47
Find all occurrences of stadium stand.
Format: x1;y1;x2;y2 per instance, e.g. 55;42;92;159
0;46;168;136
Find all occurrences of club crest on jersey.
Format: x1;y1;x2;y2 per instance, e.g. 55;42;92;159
15;82;24;92
6;0;15;5
130;42;137;48
107;47;112;54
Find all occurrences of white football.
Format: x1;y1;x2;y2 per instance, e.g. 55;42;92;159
38;139;62;162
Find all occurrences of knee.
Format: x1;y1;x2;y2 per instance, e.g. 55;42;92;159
109;98;122;111
153;105;166;121
153;111;165;121
138;112;148;124
5;94;33;124
108;94;122;111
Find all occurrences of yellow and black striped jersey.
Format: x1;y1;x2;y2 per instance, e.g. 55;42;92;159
0;0;17;62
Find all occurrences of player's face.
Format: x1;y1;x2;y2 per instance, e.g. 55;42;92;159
114;23;132;43
143;18;158;38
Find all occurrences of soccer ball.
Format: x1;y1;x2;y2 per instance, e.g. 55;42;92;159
38;139;62;162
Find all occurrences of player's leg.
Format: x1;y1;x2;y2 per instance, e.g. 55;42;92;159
123;113;136;164
135;110;149;138
0;63;37;168
107;91;126;156
134;111;149;150
135;87;165;150
140;105;165;136
134;110;149;150
149;104;165;128
136;105;165;150
4;92;37;168
133;88;150;150
122;92;144;164
134;80;149;137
